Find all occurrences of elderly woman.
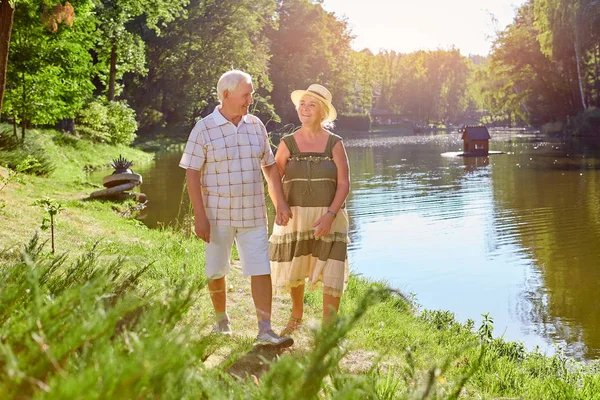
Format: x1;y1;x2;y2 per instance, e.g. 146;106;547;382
269;84;350;335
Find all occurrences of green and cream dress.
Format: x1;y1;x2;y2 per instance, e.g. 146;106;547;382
269;133;349;298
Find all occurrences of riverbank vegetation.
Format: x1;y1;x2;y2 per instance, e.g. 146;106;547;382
2;127;600;398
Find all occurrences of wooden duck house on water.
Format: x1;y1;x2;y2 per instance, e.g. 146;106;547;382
460;125;491;156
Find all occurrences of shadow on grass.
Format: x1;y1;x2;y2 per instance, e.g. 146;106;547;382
220;339;293;380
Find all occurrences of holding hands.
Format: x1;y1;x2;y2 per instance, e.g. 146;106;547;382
276;203;293;226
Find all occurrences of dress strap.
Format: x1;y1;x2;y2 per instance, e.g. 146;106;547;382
325;133;342;157
281;134;300;155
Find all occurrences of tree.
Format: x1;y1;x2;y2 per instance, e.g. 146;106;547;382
94;0;189;101
480;0;574;125
268;0;354;124
2;0;95;139
125;0;278;130
534;0;600;111
0;0;15;120
348;49;379;113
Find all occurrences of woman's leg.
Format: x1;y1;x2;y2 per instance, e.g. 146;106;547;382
280;285;305;335
290;284;305;320
323;293;341;322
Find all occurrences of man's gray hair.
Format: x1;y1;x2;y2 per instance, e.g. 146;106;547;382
217;70;252;102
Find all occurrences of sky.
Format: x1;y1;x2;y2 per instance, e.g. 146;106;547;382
321;0;527;56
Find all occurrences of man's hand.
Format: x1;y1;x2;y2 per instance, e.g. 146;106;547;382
276;202;293;226
194;214;211;243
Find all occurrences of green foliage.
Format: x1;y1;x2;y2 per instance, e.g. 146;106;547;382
32;197;64;253
534;0;600;112
126;0;277;129
93;0;189;99
0;166;21;193
76;98;111;142
0;235;212;398
268;0;354;124
0;134;55;176
572;107;600;135
479;0;600;126
490;338;527;362
336;113;371;131
478;313;494;344
2;0;96;136
106;100;137;144
76;98;137;145
0;155;42;192
420;309;459;331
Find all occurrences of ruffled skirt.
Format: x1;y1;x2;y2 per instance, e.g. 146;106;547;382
269;206;349;297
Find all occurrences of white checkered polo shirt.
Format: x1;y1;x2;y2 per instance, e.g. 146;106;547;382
179;107;275;227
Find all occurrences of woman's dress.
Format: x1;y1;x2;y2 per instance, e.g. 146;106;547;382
269;133;349;297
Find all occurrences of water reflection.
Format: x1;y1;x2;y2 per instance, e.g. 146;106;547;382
463;156;489;171
488;138;600;359
344;131;600;361
111;130;600;361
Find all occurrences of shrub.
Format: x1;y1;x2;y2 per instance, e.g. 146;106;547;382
0;136;54;176
138;107;166;132
76;99;138;145
106;100;138;145
572;107;600;136
77;99;111;142
540;121;565;135
336;113;371;132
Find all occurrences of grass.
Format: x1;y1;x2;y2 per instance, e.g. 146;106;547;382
1;127;600;398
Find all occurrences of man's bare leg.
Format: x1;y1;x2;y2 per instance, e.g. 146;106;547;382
251;274;272;328
208;276;231;335
208;276;227;313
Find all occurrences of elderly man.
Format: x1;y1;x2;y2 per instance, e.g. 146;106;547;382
179;70;293;347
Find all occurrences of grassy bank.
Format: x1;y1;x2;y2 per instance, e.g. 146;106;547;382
1;128;600;399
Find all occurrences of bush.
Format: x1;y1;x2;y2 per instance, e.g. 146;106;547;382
76;98;138;145
572;107;600;136
0;126;18;150
540;121;564;134
106;100;138;145
138;107;166;132
0;133;54;176
77;99;111;142
336;113;371;131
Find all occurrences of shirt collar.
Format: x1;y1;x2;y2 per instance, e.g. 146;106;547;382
212;106;252;126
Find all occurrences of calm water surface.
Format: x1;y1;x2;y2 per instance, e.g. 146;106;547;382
112;130;600;361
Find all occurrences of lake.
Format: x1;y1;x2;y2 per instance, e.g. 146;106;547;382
108;129;600;361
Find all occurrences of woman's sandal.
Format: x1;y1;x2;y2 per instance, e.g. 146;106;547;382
280;316;303;337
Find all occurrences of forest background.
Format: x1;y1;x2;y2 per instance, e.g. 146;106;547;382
0;0;599;144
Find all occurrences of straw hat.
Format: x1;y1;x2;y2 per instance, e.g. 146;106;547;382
291;84;337;123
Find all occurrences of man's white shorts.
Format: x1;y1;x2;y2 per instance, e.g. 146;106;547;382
205;225;271;279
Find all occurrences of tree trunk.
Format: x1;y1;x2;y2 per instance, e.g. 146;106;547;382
0;0;15;120
594;44;600;107
107;42;117;101
574;40;587;111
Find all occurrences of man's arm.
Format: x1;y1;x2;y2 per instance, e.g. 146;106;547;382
186;169;210;242
262;163;292;226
